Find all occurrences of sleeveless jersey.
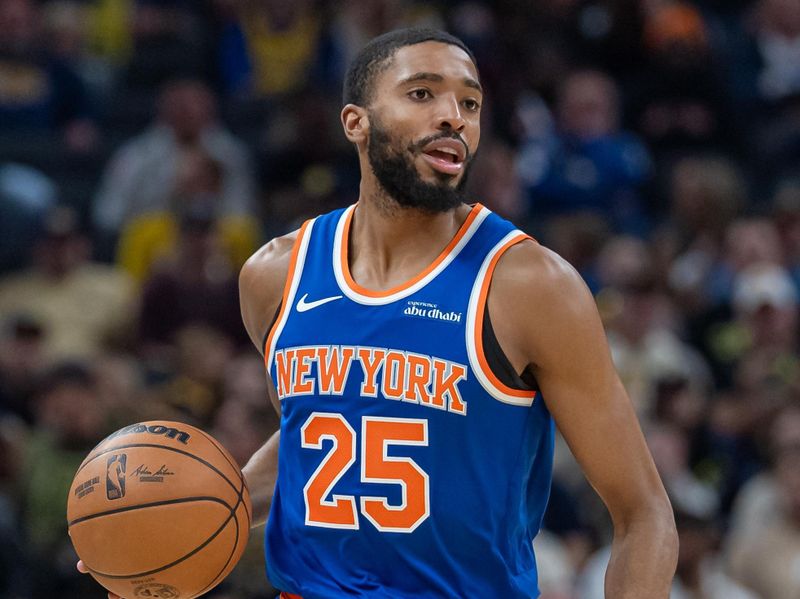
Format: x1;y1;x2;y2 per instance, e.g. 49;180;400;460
264;203;555;598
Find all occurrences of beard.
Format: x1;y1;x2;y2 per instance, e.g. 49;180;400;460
366;114;474;214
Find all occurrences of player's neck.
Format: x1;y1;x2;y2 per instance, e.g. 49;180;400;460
348;194;470;291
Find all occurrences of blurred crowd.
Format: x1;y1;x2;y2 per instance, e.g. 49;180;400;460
0;0;799;597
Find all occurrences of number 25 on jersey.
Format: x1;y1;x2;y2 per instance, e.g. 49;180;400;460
301;413;430;533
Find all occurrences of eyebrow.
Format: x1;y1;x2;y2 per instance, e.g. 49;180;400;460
399;72;483;94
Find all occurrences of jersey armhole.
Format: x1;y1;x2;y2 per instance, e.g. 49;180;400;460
261;303;282;357
263;219;314;372
466;231;538;406
482;306;539;392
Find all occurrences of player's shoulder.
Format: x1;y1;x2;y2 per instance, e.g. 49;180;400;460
240;229;300;289
488;237;603;367
495;238;584;294
239;228;302;352
490;237;595;321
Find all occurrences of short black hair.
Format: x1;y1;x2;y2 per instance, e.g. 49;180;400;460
343;27;478;107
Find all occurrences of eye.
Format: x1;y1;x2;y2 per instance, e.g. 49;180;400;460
408;89;432;101
463;98;481;112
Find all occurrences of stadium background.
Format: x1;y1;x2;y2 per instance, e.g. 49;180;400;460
0;0;799;597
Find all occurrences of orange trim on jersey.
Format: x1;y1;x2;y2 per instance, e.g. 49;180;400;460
340;203;483;298
264;219;311;368
474;233;537;400
280;593;303;599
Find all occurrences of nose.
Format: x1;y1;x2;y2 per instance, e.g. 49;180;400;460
435;95;466;133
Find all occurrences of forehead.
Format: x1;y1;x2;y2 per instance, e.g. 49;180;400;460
379;41;479;88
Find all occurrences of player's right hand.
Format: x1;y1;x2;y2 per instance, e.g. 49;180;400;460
77;560;121;599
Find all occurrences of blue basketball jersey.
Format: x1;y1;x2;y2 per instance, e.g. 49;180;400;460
264;204;555;598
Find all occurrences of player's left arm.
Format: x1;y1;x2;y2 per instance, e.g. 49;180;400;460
490;241;678;598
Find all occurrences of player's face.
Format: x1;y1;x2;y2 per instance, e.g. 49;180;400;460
366;42;482;213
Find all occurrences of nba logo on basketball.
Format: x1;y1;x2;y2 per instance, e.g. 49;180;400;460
106;454;127;500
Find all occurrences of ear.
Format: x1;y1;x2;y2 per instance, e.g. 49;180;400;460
341;104;369;145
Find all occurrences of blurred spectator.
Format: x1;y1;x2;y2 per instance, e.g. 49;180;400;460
752;0;800;103
92;351;163;429
142;324;235;427
671;508;757;599
122;0;211;92
647;422;719;519
741;0;800;184
705;263;799;386
84;0;134;66
0;429;29;599
709;217;782;307
598;236;711;415
0;0;99;152
0;206;137;363
733;263;798;352
0;317;45;424
725;412;784;557
21;361;111;596
517;69;652;234
317;0;442;92
466;139;527;222
42;1;116;102
0;162;57;273
630;2;734;156
137;201;248;357
577;508;756;598
544;213;610;293
773;178;800;286
729;404;800;599
92;79;257;243
666;156;747;311
667;156;746;249
218;0;321;98
116;147;259;282
531;529;575;599
212;354;277;466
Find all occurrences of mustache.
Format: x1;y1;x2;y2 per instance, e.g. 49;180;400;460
409;132;470;161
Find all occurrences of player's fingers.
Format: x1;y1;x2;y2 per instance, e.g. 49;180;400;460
108;594;120;599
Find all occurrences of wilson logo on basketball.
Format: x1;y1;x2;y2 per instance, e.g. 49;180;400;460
103;423;192;445
66;421;251;599
106;454;127;500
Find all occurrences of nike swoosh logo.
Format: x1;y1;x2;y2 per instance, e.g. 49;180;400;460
296;293;343;313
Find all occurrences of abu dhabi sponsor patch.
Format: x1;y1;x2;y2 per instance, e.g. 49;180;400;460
403;300;462;323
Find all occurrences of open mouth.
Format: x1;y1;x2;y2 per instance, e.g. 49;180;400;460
420;140;467;175
425;149;461;163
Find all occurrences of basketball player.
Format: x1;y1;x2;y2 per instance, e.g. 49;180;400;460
80;28;677;598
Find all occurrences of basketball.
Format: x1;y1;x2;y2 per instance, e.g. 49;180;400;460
66;421;252;599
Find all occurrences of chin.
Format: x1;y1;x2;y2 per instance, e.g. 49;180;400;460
420;166;460;186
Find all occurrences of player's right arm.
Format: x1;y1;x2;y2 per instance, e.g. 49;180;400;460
238;230;300;525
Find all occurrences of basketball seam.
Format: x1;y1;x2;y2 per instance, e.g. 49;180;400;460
194;429;253;527
194;504;242;597
186;431;249;595
73;442;249;555
67;496;231;527
195;428;239;476
81;504;239;579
